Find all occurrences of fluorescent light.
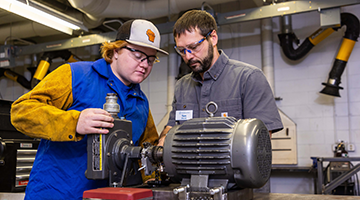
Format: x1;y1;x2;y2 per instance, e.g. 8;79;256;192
0;0;85;35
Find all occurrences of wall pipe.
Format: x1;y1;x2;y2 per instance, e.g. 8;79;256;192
261;18;275;93
167;34;178;114
156;34;178;134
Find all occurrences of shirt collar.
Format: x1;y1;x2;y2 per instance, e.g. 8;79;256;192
92;58;144;99
191;50;228;82
92;58;111;78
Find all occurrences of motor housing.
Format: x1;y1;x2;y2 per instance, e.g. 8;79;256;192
163;116;271;189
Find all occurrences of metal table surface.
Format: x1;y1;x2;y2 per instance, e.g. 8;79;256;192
0;192;25;200
151;184;360;200
254;193;360;200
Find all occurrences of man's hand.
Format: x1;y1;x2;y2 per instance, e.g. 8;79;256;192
157;126;172;146
76;108;114;135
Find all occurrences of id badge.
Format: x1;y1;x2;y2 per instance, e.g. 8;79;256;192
175;110;193;121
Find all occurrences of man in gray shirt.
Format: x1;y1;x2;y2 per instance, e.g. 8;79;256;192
158;10;283;146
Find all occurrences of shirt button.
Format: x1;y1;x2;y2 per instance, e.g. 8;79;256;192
183;105;186;108
202;108;205;112
69;135;73;139
110;83;113;86
133;93;136;95
214;75;217;78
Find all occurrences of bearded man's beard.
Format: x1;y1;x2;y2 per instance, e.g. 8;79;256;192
186;42;213;74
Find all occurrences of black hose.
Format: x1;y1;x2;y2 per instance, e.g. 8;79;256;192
320;13;360;97
278;33;314;60
278;13;359;62
342;13;360;41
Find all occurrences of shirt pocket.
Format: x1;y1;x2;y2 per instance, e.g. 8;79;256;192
175;103;199;125
214;98;243;119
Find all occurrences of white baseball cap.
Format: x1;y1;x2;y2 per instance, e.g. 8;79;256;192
116;19;169;55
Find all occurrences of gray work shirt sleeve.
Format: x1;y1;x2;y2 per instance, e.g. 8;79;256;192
242;70;283;132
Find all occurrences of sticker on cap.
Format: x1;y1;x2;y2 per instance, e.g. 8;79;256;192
146;29;155;43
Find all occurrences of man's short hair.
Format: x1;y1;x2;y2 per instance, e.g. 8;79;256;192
173;10;217;38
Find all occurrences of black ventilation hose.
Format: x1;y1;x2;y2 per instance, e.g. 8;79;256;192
342;12;360;41
278;33;314;61
278;12;359;97
320;13;360;97
277;13;359;61
320;60;346;97
42;50;73;61
0;68;32;90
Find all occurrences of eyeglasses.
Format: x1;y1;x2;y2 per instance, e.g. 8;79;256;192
121;46;159;66
174;31;212;56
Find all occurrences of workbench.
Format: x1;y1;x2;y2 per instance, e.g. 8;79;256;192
2;192;360;200
314;157;360;194
254;193;360;199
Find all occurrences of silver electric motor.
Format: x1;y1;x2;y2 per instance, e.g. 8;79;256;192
163;104;271;189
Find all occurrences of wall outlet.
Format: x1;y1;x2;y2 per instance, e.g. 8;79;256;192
347;143;355;152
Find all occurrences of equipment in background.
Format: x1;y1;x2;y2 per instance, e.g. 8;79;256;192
278;12;360;97
0;68;31;89
0;50;81;90
0;137;39;192
322;141;356;195
0;100;40;192
334;141;348;158
31;50;81;88
84;98;272;200
326;161;355;195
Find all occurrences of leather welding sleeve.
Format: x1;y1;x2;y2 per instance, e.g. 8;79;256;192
10;64;83;142
138;110;159;182
138;110;159;147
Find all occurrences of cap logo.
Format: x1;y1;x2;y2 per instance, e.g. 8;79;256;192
146;29;155;43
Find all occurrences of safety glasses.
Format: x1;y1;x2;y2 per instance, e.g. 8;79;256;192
121;46;159;66
174;31;212;56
